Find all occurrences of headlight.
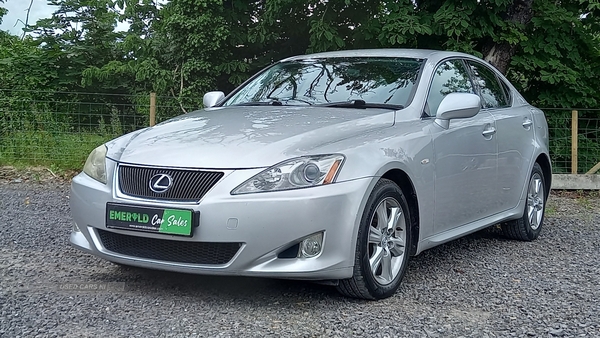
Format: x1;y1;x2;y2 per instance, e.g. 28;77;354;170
231;154;345;194
83;144;107;184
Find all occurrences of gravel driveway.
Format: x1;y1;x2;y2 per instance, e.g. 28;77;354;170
1;180;599;337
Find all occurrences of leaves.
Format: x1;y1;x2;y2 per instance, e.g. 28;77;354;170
0;0;598;111
0;0;7;26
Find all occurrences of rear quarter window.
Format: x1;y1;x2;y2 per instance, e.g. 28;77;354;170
466;61;510;109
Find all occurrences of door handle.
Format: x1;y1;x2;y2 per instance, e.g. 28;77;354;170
523;119;533;128
482;128;496;137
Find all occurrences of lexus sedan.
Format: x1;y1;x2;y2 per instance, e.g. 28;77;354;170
70;49;550;300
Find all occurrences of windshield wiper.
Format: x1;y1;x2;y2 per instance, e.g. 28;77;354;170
317;100;403;110
229;101;283;107
267;97;313;105
230;97;313;107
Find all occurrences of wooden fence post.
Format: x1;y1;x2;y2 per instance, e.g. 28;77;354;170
150;92;157;127
587;162;600;175
571;109;578;174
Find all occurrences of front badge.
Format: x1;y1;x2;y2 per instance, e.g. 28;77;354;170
149;174;173;193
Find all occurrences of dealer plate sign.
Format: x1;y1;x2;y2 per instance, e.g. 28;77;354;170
106;203;193;236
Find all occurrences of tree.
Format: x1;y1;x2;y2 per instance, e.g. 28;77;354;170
0;0;7;26
510;1;600;107
32;0;123;92
234;0;600;108
3;0;600;109
1;0;599;170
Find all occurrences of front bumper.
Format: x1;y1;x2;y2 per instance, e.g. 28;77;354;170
69;167;374;280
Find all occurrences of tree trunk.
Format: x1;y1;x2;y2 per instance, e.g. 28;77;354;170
483;0;534;74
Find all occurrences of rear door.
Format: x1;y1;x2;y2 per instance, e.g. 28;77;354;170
465;60;535;213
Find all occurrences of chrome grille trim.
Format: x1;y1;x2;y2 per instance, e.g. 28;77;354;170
117;164;224;202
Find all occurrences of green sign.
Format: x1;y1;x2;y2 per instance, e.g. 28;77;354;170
106;203;193;236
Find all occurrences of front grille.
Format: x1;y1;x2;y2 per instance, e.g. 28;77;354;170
118;165;224;201
97;229;242;265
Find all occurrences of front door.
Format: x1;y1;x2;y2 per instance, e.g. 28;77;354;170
424;59;499;233
431;113;498;231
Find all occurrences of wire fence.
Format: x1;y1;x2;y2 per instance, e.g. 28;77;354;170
545;108;600;174
0;89;197;169
0;89;598;173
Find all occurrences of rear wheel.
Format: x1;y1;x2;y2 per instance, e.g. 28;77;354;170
501;163;546;241
337;179;412;300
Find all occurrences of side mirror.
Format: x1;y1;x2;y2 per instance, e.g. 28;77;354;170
203;91;225;108
435;93;481;129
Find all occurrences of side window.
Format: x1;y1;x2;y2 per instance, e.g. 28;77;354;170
466;61;509;109
499;79;512;106
426;60;474;117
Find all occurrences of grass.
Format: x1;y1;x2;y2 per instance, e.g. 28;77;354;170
0;130;114;171
574;190;600;210
545;203;557;216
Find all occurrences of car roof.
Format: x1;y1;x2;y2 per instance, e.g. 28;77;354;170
282;49;478;63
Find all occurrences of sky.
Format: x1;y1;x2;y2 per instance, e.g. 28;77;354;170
0;0;57;35
0;0;129;36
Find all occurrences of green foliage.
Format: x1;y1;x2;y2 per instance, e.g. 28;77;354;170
0;0;599;170
31;0;124;93
4;0;599;109
0;129;111;169
0;35;58;90
0;0;7;26
508;1;600;107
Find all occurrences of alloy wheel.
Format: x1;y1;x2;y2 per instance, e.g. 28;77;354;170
527;172;545;230
367;197;406;285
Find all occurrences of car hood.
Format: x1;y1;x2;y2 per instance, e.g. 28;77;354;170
110;106;395;169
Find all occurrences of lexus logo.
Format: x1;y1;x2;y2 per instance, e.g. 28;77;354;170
149;174;173;193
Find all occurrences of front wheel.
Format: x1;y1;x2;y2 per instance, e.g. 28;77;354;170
337;179;412;300
501;163;546;241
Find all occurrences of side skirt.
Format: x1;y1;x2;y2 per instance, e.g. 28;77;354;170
414;199;526;254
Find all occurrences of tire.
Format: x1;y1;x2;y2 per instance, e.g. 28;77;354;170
337;179;412;300
501;162;546;241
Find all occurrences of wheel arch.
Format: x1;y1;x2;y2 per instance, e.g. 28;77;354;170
535;153;552;200
381;169;420;256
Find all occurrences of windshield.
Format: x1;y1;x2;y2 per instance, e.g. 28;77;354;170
222;57;423;107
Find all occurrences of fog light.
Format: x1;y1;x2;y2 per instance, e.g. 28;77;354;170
72;222;81;233
299;232;323;258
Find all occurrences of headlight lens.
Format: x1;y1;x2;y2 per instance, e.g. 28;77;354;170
83;144;107;184
231;154;344;194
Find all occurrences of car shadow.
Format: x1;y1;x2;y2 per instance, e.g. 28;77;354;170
94;225;513;302
104;263;345;302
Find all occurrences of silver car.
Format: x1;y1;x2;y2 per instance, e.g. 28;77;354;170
70;49;550;300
